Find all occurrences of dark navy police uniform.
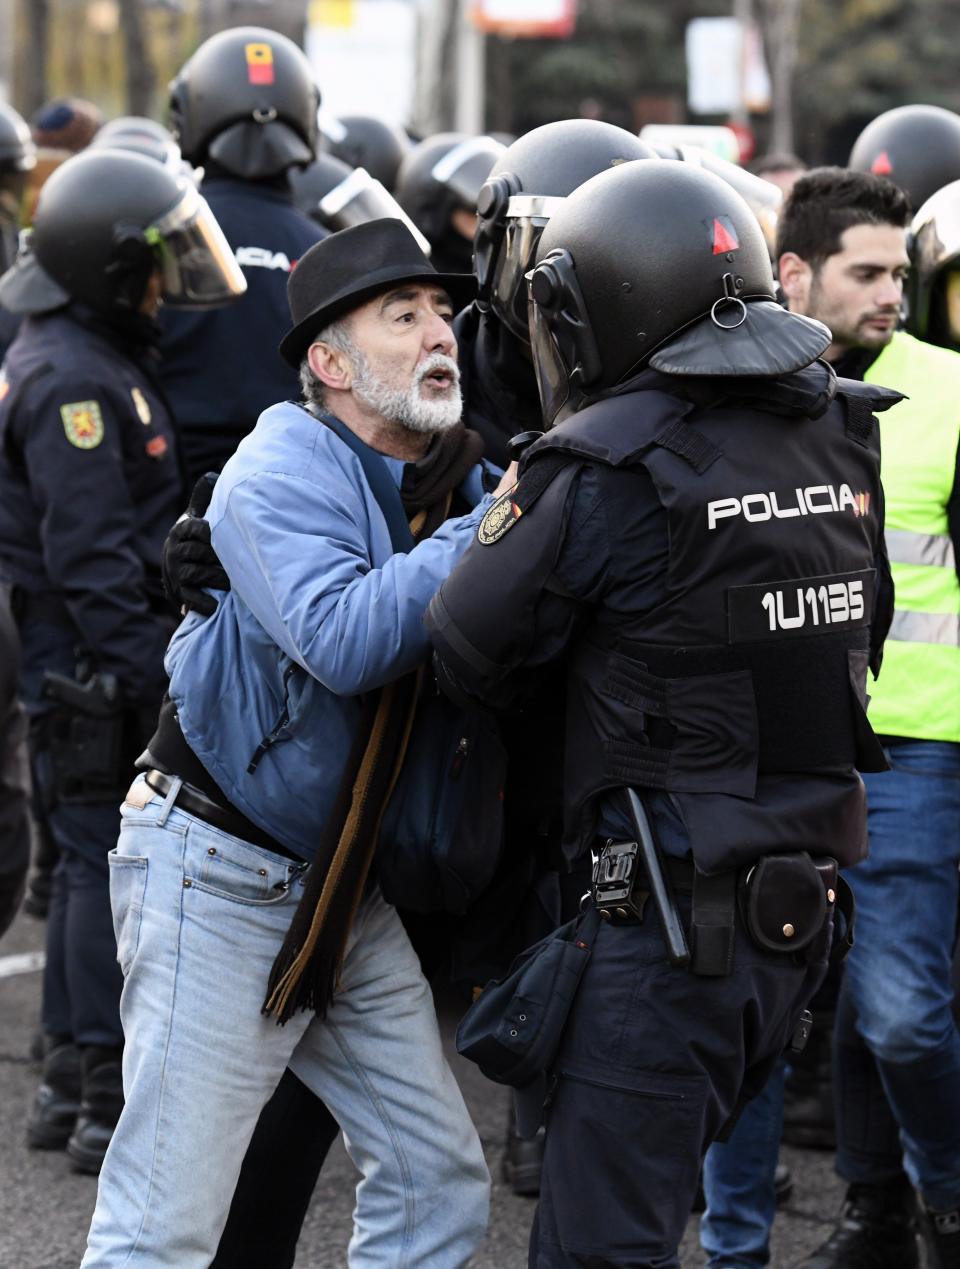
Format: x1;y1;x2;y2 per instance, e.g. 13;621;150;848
0;305;180;1047
159;177;325;484
428;362;896;1268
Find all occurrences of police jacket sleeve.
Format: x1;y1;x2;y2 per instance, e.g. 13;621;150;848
427;462;669;709
210;469;495;695
20;377;170;703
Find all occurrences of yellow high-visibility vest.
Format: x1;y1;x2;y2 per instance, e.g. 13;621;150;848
865;331;960;740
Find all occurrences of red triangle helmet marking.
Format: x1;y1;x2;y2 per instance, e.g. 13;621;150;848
712;217;740;255
871;150;893;175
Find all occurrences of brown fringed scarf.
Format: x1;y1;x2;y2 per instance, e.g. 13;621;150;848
263;422;485;1023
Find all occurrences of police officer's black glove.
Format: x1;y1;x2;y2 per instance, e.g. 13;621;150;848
162;473;230;618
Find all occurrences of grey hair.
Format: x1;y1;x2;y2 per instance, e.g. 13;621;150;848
298;317;358;412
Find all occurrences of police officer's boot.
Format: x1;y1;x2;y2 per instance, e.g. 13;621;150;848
800;1179;920;1268
782;1010;836;1150
923;1204;960;1268
66;1045;124;1174
26;1038;81;1149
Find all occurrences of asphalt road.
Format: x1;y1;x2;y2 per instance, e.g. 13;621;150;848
0;908;853;1269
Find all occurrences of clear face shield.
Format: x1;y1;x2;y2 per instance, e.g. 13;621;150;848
911;182;960;340
527;293;571;424
148;182;246;308
317;165;433;256
525;247;601;427
492;194;566;342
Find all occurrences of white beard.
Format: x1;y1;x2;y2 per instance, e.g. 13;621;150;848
352;351;463;434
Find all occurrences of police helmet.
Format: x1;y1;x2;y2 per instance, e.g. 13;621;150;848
474;119;656;344
907;178;960;347
0;101;35;272
169;27;319;180
91;116;184;172
849;105;960;211
395;132;504;266
0;149;246;316
319;113;411;191
288;155;432;254
527;161;831;424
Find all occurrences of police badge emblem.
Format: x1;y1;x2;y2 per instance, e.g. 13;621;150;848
60;400;105;449
131;386;152;425
478;491;521;545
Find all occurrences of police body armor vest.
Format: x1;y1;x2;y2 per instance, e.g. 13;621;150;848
864;332;960;742
522;375;896;874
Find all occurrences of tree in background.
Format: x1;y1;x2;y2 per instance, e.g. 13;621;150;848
487;0;960;164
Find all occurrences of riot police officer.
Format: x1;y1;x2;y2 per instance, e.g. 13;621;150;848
463;119;655;466
849;104;960;211
319;111;411;191
396;131;505;274
0;100;35;360
163;25;327;482
0;147;244;1172
288;150;432;249
427;159;896;1267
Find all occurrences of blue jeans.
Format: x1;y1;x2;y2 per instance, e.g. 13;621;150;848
838;740;960;1210
81;776;490;1268
700;1062;786;1268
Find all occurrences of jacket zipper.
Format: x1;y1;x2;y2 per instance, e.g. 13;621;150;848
247;663;297;774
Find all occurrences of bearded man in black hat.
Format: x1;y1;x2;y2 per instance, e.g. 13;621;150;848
81;219;513;1269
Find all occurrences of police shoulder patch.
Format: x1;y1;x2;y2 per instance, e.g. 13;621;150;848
478;491;521;545
60;400;105;450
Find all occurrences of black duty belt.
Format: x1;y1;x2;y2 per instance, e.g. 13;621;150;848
144;769;303;863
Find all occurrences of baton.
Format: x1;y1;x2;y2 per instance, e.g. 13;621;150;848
623;787;691;968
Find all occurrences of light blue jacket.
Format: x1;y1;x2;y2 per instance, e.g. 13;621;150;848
165;401;495;859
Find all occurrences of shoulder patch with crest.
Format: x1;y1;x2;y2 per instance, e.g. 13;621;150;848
478;491;522;545
60;400;104;450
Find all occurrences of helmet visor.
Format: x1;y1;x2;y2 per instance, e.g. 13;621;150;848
527;282;570;426
150;183;246;308
492;195;565;342
319;166;433;256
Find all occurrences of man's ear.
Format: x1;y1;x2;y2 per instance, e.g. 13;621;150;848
778;251;812;309
308;340;353;392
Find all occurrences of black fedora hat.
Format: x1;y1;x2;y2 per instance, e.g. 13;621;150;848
279;218;476;367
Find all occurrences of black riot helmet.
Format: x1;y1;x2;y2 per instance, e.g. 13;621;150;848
849;105;960;211
0;101;36;272
395;132;505;270
0;149;246;316
288;154;432;254
319;113;411;191
169;27;319;180
527;160;831;425
907;178;960;348
474;119;656;344
91;115;184;172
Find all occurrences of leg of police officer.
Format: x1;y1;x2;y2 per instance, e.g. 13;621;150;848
20;617;124;1166
529;892;827;1268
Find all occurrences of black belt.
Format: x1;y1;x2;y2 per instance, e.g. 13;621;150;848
144;769;303;863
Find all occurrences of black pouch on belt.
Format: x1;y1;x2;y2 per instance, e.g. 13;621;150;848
739;852;836;955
